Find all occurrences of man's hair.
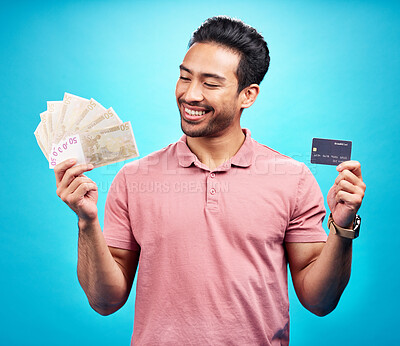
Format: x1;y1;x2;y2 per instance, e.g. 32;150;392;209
188;16;270;92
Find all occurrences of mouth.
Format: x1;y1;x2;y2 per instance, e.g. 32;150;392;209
181;103;212;122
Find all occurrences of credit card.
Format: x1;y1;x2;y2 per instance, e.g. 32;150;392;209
311;138;352;166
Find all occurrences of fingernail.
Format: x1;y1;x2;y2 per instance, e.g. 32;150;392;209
88;164;94;169
69;159;76;163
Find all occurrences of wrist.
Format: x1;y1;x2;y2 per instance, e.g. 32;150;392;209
78;216;99;231
328;213;361;239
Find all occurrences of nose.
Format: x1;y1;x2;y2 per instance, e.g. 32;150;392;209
185;81;204;103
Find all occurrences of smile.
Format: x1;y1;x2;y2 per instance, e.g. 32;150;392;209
184;107;207;116
181;102;212;122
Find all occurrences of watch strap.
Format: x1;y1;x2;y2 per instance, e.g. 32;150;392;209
327;213;361;239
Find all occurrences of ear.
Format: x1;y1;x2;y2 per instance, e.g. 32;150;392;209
239;84;260;109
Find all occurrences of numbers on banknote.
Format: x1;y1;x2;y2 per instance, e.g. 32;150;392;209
52;136;78;157
120;123;130;131
104;109;113;119
87;100;96;110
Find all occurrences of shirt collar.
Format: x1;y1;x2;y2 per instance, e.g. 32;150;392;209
176;128;254;170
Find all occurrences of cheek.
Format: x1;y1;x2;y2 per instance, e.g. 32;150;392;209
175;82;186;98
212;94;236;110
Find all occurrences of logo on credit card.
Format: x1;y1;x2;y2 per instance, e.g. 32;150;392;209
311;138;352;166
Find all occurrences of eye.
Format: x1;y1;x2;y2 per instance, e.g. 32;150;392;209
204;83;219;88
179;76;190;81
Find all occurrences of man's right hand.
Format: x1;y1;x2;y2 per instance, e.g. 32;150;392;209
54;159;98;222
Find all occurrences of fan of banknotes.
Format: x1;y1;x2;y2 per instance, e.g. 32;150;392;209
34;92;139;169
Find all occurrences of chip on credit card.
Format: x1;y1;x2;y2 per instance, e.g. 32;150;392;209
311;138;352;166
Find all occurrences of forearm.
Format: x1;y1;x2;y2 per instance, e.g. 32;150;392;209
77;218;129;315
299;232;352;316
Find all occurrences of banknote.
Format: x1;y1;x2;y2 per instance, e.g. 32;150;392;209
39;111;50;151
34;121;49;159
81;107;122;131
46;101;63;145
49;122;139;169
36;93;139;170
66;98;106;136
53;93;89;145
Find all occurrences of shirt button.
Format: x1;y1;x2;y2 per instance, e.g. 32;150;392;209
210;172;216;178
210;188;216;195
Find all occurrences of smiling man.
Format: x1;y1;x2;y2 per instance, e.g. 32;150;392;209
54;16;366;345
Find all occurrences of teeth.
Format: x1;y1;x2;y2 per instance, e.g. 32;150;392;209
184;107;206;116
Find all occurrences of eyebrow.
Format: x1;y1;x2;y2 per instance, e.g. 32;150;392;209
179;64;226;81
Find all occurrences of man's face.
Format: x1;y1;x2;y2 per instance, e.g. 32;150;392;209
175;42;243;138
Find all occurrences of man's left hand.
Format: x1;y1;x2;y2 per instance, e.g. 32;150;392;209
327;160;366;228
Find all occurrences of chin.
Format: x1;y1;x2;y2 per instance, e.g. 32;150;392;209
179;109;235;138
181;121;228;138
181;121;206;138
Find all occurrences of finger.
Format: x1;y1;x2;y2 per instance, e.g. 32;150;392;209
337;160;362;179
67;182;98;205
57;175;87;200
335;190;363;209
335;179;365;197
62;176;94;199
54;159;77;186
58;163;94;191
335;169;366;190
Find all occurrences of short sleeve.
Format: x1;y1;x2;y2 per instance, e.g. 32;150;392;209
285;164;328;243
103;166;140;251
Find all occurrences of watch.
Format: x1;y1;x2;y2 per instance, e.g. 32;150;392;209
327;213;361;239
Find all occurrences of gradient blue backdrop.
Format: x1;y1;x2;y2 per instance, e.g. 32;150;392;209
1;1;399;345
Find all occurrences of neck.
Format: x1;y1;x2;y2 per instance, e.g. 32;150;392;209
186;124;245;171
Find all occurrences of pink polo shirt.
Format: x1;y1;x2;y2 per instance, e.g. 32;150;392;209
103;129;327;345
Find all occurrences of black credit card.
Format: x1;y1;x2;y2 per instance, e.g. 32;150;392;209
311;138;352;166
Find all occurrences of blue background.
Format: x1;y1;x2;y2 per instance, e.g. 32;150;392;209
1;0;399;345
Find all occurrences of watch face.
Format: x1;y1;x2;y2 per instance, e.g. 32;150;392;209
352;215;361;238
354;215;361;230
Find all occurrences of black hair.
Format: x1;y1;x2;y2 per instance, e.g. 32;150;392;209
189;16;270;92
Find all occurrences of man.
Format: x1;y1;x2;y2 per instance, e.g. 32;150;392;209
55;16;366;345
